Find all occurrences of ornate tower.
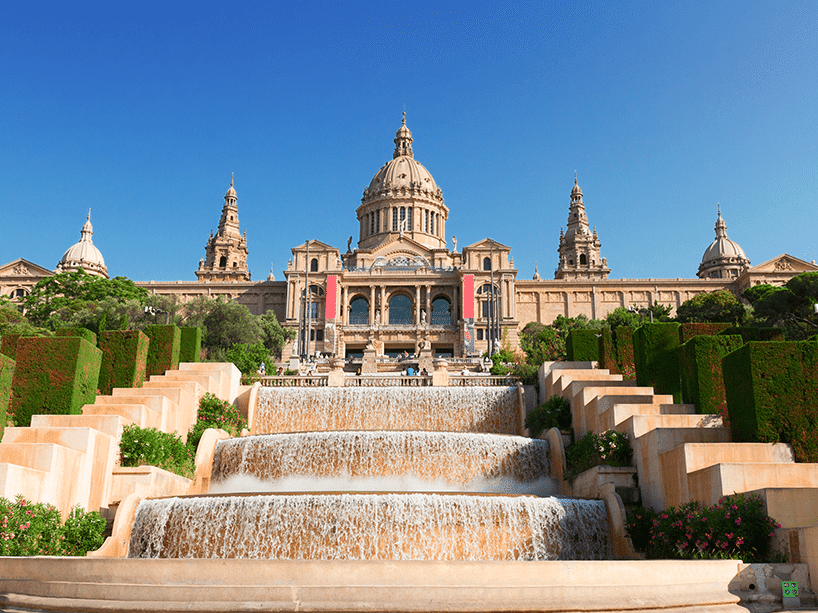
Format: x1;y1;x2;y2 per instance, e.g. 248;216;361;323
697;205;749;279
554;174;609;280
196;176;250;282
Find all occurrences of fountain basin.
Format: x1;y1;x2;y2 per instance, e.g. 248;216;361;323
128;492;610;560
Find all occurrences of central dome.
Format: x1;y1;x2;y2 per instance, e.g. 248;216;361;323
56;210;109;278
356;114;449;252
697;207;749;280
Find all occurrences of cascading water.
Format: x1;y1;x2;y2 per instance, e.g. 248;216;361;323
210;431;552;493
253;386;521;434
127;385;612;560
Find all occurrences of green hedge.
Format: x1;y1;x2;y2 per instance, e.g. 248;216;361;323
679;323;731;344
599;326;636;378
0;335;21;360
723;341;818;462
719;327;785;342
145;325;181;377
10;337;102;427
55;327;98;346
179;327;202;363
98;330;149;395
634;323;682;402
680;335;744;414
0;354;14;437
566;329;601;362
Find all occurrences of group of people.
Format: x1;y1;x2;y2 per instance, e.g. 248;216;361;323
403;366;429;376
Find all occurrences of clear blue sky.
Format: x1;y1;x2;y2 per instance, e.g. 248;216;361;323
2;0;816;283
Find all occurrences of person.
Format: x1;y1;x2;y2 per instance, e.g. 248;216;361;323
258;362;266;376
461;367;469;376
420;368;428;376
277;367;283;376
407;366;415;376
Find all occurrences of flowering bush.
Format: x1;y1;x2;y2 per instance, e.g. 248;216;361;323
565;429;632;477
626;493;781;562
0;495;105;556
186;393;248;452
119;424;194;478
620;364;636;381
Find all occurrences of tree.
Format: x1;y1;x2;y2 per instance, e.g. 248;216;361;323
181;296;263;356
675;290;746;324
225;342;271;375
23;270;148;329
259;310;295;355
0;305;51;339
744;272;818;339
519;322;567;364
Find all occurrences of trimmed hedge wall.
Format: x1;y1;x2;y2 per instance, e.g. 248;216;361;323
679;323;731;344
10;337;102;427
55;327;98;346
598;328;618;374
566;329;601;362
0;335;21;360
98;330;149;395
599;326;637;378
0;354;14;437
681;334;744;414
719;327;785;342
179;327;202;363
634;323;682;402
145;325;181;377
723;341;818;462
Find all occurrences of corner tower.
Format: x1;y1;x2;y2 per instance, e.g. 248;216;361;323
196;175;250;282
355;113;449;252
555;174;609;280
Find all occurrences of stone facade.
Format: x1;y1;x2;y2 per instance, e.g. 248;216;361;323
3;116;817;358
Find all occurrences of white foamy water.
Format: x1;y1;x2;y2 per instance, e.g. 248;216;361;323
210;431;550;487
128;493;610;561
254;386;521;435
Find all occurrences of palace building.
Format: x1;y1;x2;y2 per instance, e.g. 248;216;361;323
3;115;816;358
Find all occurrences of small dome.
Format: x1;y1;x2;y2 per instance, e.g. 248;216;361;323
698;207;749;279
571;173;582;196
225;175;237;198
57;210;108;278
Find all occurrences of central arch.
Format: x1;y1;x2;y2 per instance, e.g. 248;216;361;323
388;294;412;325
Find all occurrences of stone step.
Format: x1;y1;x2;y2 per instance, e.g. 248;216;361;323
585;394;676;432
93;394;178;433
660;442;794;508
2;426;109;454
151;372;218;396
750;487;818;529
0;462;49;504
142;379;206;402
620;414;725;439
112;385;196;439
178;362;241;402
614;419;731;510
0;442;86;474
567;384;653;437
688;462;818;507
83;402;163;431
31;414;132;439
546;369;616;398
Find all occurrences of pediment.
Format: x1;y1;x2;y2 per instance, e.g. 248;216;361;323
749;254;818;274
0;258;54;278
369;235;432;260
291;239;339;254
463;238;511;252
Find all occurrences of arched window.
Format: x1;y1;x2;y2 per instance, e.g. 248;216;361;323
483;257;492;271
431;297;451;326
233;261;238;268
310;258;319;272
580;254;587;265
219;256;227;268
388;294;412;325
349;297;369;325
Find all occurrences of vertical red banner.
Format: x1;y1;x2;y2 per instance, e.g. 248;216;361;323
325;275;338;320
462;274;474;319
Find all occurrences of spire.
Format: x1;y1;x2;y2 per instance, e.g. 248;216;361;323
225;173;237;199
80;208;93;241
393;112;414;159
714;203;727;238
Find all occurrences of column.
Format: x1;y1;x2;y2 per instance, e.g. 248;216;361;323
369;286;376;325
415;285;421;325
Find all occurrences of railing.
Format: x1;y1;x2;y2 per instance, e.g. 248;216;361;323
449;376;518;387
257;376;328;387
346;376;433;387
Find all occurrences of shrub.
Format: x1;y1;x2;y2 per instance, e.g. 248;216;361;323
566;329;601;361
224;342;271;375
186;392;247;452
119;424;194;478
565;429;632;477
634;323;682;403
626;493;780;562
144;324;181;377
0;495;106;556
525;395;571;436
680;335;744;414
97;330;149;395
179;326;202;363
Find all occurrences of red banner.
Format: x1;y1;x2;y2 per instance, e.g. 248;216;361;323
462;274;474;319
325;275;338;320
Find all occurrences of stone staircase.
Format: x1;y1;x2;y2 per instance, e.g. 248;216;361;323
0;363;241;517
540;361;818;577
